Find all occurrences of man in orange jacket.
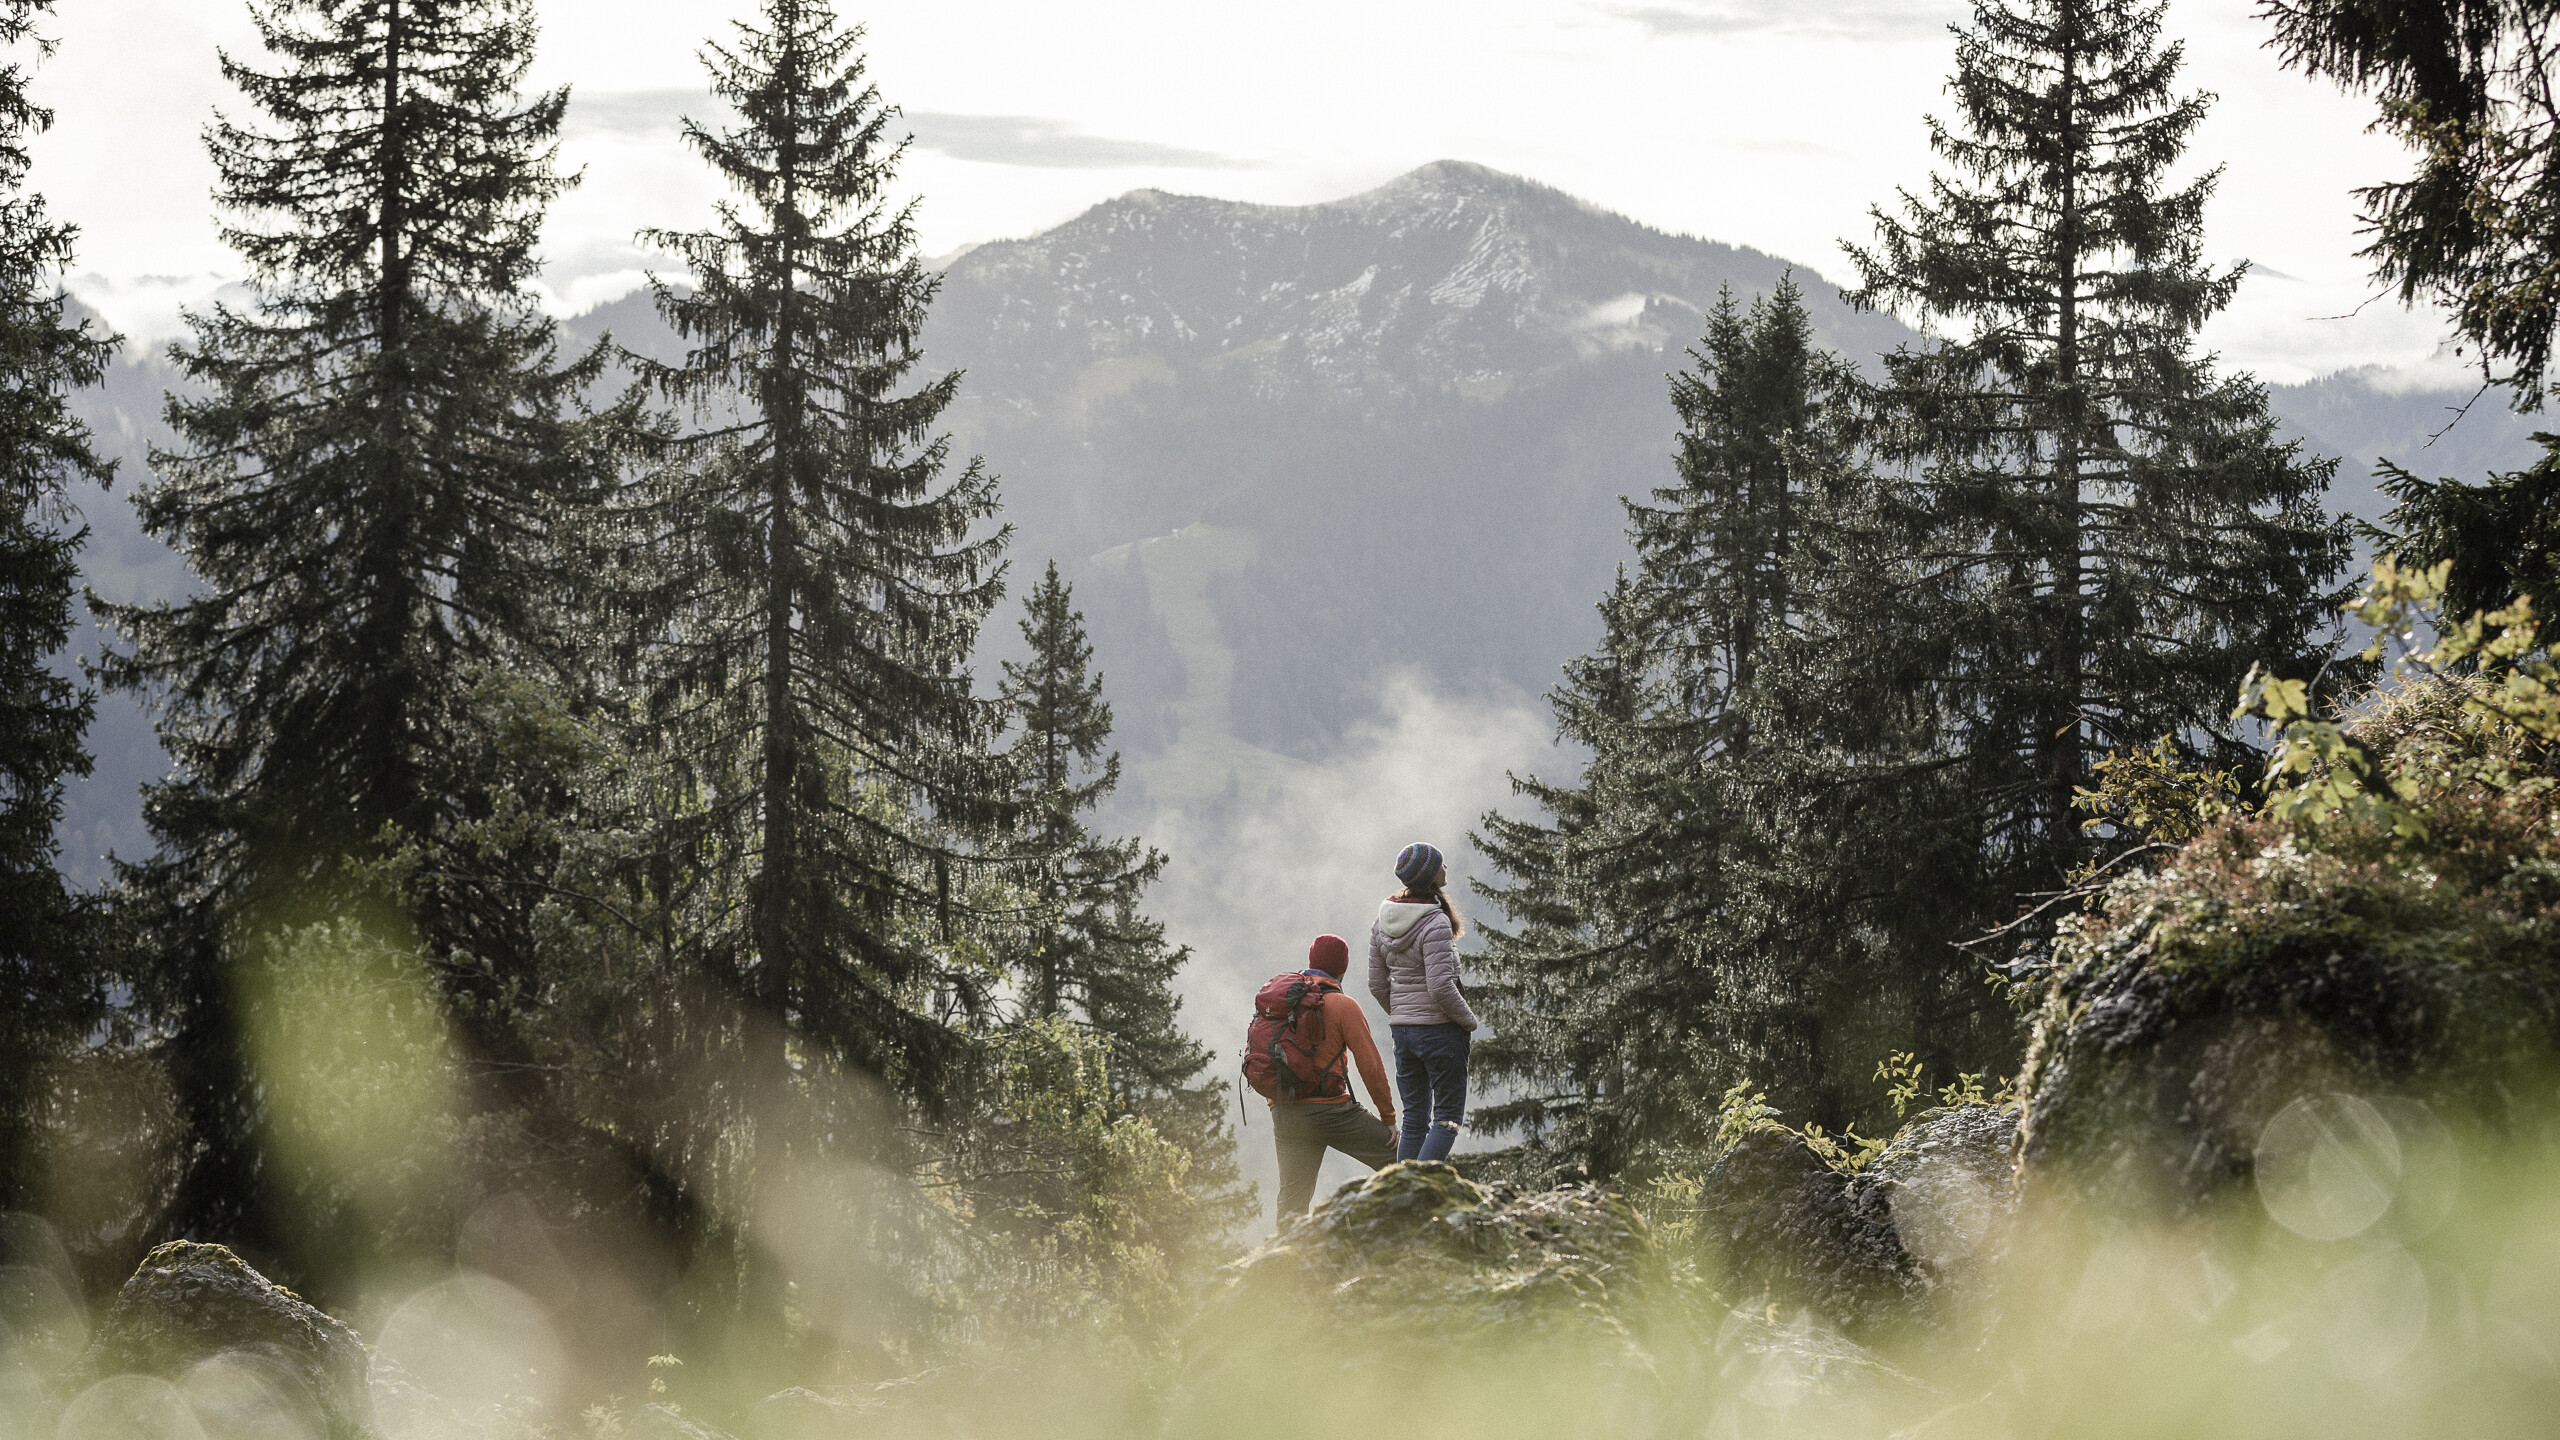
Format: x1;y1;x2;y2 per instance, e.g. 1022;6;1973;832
1270;934;1398;1219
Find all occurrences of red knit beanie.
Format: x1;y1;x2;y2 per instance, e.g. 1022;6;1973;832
1307;934;1350;978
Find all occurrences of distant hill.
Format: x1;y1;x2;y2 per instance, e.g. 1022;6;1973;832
48;162;2555;886
2267;368;2546;531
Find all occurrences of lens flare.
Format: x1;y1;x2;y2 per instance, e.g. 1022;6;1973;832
375;1274;563;1435
54;1375;208;1440
2255;1093;2401;1241
175;1350;325;1440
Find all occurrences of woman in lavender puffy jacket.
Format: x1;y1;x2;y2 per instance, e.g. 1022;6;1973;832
1367;841;1480;1163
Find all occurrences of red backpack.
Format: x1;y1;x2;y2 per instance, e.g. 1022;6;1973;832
1242;971;1348;1102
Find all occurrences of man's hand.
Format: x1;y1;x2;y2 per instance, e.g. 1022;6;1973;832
1379;1109;1396;1132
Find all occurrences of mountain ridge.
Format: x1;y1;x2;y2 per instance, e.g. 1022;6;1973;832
47;161;2553;885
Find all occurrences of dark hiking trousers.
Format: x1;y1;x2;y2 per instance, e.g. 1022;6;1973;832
1271;1100;1397;1218
1392;1022;1470;1163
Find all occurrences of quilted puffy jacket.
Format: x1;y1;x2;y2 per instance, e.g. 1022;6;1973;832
1367;898;1480;1030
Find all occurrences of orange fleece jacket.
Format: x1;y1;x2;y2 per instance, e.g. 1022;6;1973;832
1271;988;1394;1122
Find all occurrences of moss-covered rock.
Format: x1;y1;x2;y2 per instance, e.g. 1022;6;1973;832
1700;1128;1915;1337
1175;1162;1672;1435
1209;1161;1657;1349
1699;1104;2018;1342
2017;679;2560;1210
66;1241;373;1440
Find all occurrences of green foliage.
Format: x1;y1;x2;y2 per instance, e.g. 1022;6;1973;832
1706;1077;1886;1176
2071;736;2242;849
2364;440;2560;633
2235;555;2560;842
1875;1052;1926;1121
937;1018;1227;1358
231;916;477;1279
1711;1079;1788;1156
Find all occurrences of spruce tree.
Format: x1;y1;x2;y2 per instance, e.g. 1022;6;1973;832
997;560;1204;1098
1846;0;2344;928
1473;572;1668;1173
634;0;1007;1111
988;561;1242;1244
1476;284;1887;1167
0;0;115;1206
95;0;593;1249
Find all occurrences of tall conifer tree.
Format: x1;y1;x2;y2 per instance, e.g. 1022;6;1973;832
96;0;592;1247
1477;285;1891;1166
997;560;1202;1099
634;0;1007;1111
0;0;115;1206
1847;0;2343;887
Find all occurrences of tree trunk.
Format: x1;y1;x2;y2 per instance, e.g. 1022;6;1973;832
2045;7;2087;864
369;0;415;837
754;52;805;1098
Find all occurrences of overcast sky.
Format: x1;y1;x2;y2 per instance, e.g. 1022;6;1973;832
26;0;2455;384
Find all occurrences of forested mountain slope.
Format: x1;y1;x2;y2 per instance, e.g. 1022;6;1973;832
52;161;2550;884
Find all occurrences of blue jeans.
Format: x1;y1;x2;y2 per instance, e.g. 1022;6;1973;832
1392;1023;1470;1162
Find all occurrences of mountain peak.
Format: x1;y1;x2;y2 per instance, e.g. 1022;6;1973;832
933;162;1909;407
1085;161;1565;230
1344;159;1560;207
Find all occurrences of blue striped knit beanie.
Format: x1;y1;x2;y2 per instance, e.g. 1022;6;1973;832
1394;842;1443;888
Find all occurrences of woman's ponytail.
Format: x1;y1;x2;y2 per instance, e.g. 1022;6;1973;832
1430;885;1465;939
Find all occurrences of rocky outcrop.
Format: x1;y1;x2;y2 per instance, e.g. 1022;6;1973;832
1178;1160;1935;1437
1208;1161;1659;1350
64;1241;373;1440
2015;770;2560;1212
1178;1160;1670;1435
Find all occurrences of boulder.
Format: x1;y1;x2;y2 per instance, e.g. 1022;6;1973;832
1699;1104;2018;1342
1181;1162;1671;1435
1210;1161;1660;1348
1700;1128;1914;1339
1175;1160;1946;1436
66;1241;373;1440
1861;1103;2019;1296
